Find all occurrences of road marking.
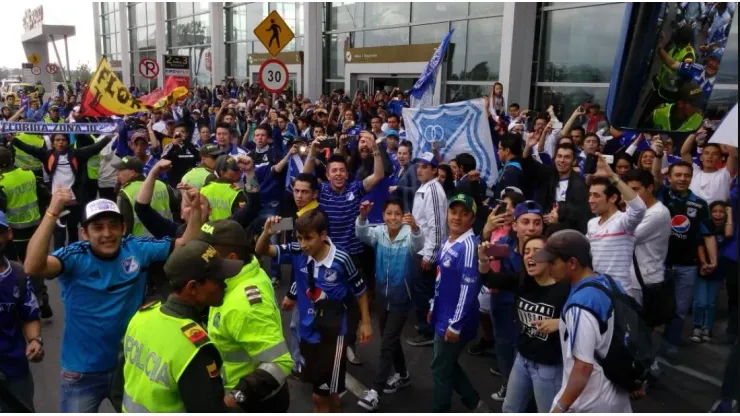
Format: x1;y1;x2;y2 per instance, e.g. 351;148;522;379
656;357;722;387
344;372;368;399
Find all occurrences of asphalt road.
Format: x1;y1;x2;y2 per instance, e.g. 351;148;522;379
30;273;728;413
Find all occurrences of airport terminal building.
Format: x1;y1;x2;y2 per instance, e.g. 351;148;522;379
93;2;738;117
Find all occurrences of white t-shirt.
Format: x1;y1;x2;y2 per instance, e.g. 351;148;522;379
555;178;569;202
690;165;731;204
554;307;632;413
630;201;671;305
52;154;76;201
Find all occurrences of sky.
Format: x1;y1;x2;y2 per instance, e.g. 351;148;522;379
2;3;97;70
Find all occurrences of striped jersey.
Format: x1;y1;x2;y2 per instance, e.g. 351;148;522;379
318;181;367;255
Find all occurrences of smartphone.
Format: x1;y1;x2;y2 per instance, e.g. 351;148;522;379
485;244;510;259
584;154;597;175
602;154;614;165
494;203;507;216
318;138;338;149
272;218;294;233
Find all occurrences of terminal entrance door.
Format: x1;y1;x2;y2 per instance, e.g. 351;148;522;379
371;77;417;94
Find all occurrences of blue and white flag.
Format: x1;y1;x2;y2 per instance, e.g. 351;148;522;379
408;29;454;109
403;98;498;187
285;154;305;191
0;121;118;135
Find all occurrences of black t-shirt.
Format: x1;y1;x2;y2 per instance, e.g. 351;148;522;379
656;187;712;266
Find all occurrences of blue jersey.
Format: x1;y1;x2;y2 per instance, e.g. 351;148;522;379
0;259;39;380
677;63;715;99
52;236;173;373
252;145;284;208
280;242;365;343
318;181;367;255
430;230;481;340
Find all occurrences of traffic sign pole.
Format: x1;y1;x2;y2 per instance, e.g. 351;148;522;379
254;10;295;57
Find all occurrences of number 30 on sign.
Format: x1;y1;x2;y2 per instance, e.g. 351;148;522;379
258;59;289;94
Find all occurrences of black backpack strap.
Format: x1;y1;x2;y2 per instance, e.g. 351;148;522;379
306;259;316;290
632;254;647;290
10;260;27;307
570;276;617;334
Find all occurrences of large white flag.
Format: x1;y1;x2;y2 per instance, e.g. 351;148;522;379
403;98;498;188
709;104;738;148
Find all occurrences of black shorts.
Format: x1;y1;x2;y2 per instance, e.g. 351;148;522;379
300;336;347;397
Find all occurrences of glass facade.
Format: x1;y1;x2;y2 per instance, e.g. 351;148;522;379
322;2;504;100
166;2;212;86
100;3;122;63
128;2;158;90
224;2;304;80
533;2;739;119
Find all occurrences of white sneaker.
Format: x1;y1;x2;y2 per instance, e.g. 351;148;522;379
491;385;507;401
347;346;362;365
383;372;411;394
358;389;379;411
690;327;703;343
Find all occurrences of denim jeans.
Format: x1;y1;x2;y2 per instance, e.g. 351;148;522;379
491;291;517;386
663;265;698;353
60;368;115;413
289;308;304;368
503;354;563;413
410;255;435;337
692;278;723;331
431;334;480;412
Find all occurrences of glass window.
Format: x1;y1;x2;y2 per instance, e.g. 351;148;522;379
272;2;298;34
178;3;194;18
147;25;157;49
411;23;448;45
716;15;738;84
328;34;345;79
707;89;738;114
469;2;504;15
103;35;112;55
171;18;195;47
364;3;410;28
246;3;269;40
464;18;501;81
193;2;210;15
448;20;467;81
134;3;147;27
535;86;609;121
230;5;247;42
445;84;488;103
538;3;627;83
364;27;410;47
146;2;156;25
101;14;110;34
329;2;364;31
411;2;467;23
192;46;211;86
196;13;211;45
101;3;109;14
229;42;251;78
137;26;148;49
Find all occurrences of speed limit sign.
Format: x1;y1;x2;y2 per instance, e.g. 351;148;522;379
258;59;289;94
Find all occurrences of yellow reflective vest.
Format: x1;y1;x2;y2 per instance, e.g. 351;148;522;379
121;179;173;236
0;168;41;230
652;103;703;132
207;257;292;389
200;181;242;221
122;303;212;413
180;166;213;190
13;133;44;172
657;44;696;98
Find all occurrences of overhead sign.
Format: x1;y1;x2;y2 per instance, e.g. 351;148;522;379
31;67;41;76
258;59;289;94
22;6;44;32
27;53;40;66
249;52;303;66
163;55;191;88
344;44;440;64
254;10;295;57
139;58;159;79
46;63;59;74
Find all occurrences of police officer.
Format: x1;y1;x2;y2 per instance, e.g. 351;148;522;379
0;147;52;318
11;129;45;182
114;156;178;237
43;105;64;124
200;220;292;412
200;155;249;221
180;144;221;190
650;81;705;132
122;240;244;413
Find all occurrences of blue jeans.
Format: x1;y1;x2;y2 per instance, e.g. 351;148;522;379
503;354;563;413
693;278;723;331
411;256;435;336
60;369;115;413
491;291;517;386
663;265;698;353
289;308;304;368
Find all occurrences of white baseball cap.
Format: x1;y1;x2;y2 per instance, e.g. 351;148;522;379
82;199;123;225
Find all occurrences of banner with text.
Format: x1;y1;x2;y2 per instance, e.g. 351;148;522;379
0;121;118;135
79;58;150;117
402;98;498;188
164;55;191;89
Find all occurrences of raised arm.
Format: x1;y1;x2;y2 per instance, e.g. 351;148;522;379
561;106;586;138
362;136;385;192
680;133;697;164
721;144;738;178
24;189;69;279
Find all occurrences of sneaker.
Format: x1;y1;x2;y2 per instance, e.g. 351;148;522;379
406;334;434;347
358;389;380;412
347;346;362;365
467;338;493;356
473;400;491;413
690;327;703;343
489;366;501;376
383;372;411;394
702;329;713;342
40;302;53;319
491;385;507;401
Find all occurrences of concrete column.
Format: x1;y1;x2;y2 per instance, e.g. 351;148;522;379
210;2;226;88
303;2;323;101
118;2;132;85
498;2;537;109
92;3;102;61
155;2;167;86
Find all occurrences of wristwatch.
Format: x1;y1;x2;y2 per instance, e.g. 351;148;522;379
230;390;246;403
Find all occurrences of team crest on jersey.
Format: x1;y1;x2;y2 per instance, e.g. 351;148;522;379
442;256;452;268
346;192;355;201
687;207;697;218
325;269;338;282
121;256;140;274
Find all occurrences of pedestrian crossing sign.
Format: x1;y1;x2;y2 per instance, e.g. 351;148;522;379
254;10;295;57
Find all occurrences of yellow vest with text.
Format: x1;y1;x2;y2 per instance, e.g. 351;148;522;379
657;44;696;97
13;133;44;171
200;181;240;221
0;168;40;230
43;115;63;124
122;303;211;413
207;257;292;389
73;140;100;180
652;103;703;132
180;166;212;190
121;179;173;236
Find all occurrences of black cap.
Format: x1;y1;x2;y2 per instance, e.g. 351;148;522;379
112;156;144;173
678;81;706;108
199;220;251;247
533;229;591;266
214;155;240;173
0;147;13;169
81;199;124;225
164;240;244;285
199;144;223;158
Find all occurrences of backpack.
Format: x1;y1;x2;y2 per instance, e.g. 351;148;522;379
565;274;654;392
10;261;27;309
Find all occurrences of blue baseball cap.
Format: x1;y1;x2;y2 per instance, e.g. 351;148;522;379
513;200;543;220
0;211;8;228
385;129;399;138
413;152;438;167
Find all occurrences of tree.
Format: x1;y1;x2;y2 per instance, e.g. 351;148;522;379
70;63;92;83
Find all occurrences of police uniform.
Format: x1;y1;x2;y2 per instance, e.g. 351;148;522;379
200;220;293;412
11;133;45;182
651;81;705;132
113;157;175;237
180;144;220;190
200;156;248;221
122;240;244;413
